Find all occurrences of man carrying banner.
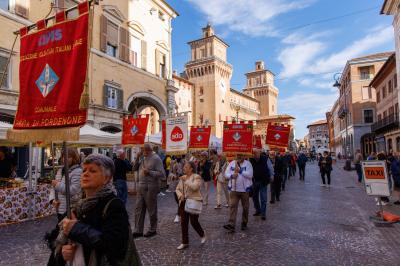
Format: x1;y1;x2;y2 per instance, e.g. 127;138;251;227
113;149;132;205
223;154;253;232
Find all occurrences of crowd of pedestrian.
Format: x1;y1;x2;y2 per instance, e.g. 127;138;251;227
44;144;314;264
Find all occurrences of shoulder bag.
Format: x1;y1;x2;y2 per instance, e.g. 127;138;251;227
184;175;203;215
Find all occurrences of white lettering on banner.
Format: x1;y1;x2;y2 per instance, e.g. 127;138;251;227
166;116;188;154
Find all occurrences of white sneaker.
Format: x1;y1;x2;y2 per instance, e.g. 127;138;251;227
201;233;206;244
177;244;189;250
214;205;222;209
376;201;388;206
174;215;180;223
165;189;172;193
158;192;166;196
224;204;229;208
320;184;326;187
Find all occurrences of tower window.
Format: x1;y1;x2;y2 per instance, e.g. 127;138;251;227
199;86;204;96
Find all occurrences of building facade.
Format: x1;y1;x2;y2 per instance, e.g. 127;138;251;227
370;53;400;153
306;120;329;152
0;0;178;134
183;24;292;138
331;52;391;158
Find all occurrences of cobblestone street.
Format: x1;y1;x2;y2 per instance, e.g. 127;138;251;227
1;161;400;266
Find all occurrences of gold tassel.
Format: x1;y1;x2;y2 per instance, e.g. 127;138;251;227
79;82;89;110
7;127;80;143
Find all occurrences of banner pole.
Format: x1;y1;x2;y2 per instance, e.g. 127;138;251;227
63;141;72;219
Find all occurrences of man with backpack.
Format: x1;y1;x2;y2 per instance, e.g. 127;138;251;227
250;148;274;221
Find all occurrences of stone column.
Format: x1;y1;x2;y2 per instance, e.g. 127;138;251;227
166;79;179;116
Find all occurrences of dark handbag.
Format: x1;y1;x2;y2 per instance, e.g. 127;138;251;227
91;198;142;266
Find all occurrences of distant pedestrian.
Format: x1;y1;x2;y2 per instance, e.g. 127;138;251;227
281;152;290;190
113;149;132;205
250;148;273;220
198;151;212;206
132;143;166;238
367;152;377;161
391;152;400;205
354;149;363;183
175;161;206;250
318;151;332;187
223;154;253;232
297;151;308;181
270;151;283;203
214;155;230;209
170;156;185;223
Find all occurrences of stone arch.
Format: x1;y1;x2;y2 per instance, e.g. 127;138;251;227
126;92;168;119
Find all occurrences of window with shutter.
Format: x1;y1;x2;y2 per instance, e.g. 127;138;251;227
103;83;121;109
15;0;28;18
117;89;124;110
100;15;108;53
0;54;9;88
141;40;147;70
119;27;130;63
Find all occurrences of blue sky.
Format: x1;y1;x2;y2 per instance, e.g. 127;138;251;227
168;0;394;138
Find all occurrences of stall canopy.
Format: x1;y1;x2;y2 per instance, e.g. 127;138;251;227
76;125;121;146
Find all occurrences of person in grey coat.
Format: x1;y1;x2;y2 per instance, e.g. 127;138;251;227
51;148;82;222
132;143;166;238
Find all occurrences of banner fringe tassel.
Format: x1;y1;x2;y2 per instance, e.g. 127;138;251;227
7;127;80;143
79;83;90;110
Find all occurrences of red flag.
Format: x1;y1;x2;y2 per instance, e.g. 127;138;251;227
266;123;290;148
253;135;262;150
189;126;211;150
161;120;166;149
122;115;149;145
14;6;89;129
222;121;253;156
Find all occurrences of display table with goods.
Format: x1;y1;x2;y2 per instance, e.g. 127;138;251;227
0;178;54;226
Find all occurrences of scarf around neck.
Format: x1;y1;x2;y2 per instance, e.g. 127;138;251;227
75;182;116;217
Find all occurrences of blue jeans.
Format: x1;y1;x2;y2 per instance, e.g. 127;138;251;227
114;179;128;205
252;182;267;216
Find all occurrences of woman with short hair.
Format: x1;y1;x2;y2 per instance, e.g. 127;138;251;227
176;161;206;250
59;154;140;265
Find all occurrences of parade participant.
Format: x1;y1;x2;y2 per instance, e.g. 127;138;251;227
270;151;283;204
297;151;308;181
113;149;132;205
354;149;363;183
175;161;206;250
223;154;253;232
318;151;332;187
52;148;82;222
250;148;273;220
290;152;297;177
214;155;230;209
198;151;212;206
0;146;13;178
170;156;185;223
281;151;290;190
132;143;166;238
59;154;140;265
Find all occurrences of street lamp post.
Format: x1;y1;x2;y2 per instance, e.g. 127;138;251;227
333;73;351;171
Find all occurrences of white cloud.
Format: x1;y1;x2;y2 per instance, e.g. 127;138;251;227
278;26;394;79
309;26;394;74
186;0;315;37
279;92;338;138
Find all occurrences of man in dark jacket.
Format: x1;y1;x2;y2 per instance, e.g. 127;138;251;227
113;149;133;205
250;149;273;220
270;150;284;203
297;152;308;181
318;151;332;187
281;152;291;190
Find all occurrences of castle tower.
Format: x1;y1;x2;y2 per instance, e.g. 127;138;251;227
184;24;233;137
243;61;278;117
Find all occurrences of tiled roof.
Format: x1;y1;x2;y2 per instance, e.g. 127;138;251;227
349;52;394;63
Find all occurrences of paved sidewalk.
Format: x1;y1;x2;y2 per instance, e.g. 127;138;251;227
1;161;400;265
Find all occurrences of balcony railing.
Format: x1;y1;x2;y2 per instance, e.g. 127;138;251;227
371;113;399;133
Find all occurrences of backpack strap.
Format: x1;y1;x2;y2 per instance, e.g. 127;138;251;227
102;197;119;219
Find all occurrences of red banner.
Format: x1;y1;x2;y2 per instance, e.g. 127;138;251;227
266;123;290;148
222;121;253;156
14;3;89;129
161;120;166;149
253;135;262;150
122;115;149;145
189;126;211;150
